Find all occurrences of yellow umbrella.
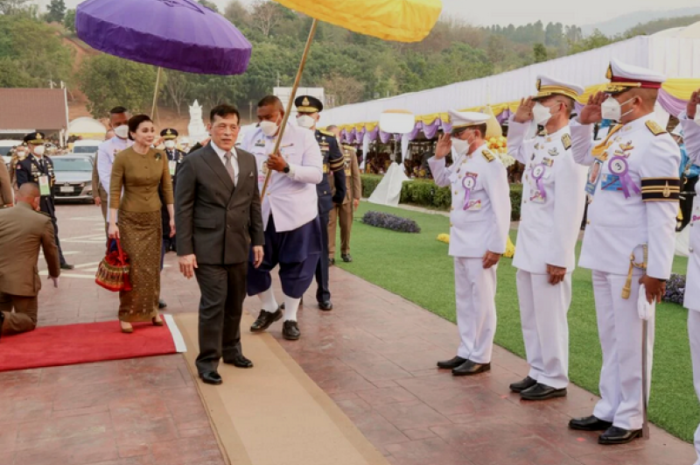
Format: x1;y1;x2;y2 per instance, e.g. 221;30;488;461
261;0;443;197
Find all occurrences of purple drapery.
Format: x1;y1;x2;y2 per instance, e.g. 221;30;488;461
379;130;392;144
497;109;512;124
422;118;441;139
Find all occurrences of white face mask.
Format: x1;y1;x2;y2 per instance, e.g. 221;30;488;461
33;145;45;156
114;125;129;139
601;97;635;122
451;137;469;155
164;140;176;149
297;115;315;129
532;102;554;125
260;120;279;137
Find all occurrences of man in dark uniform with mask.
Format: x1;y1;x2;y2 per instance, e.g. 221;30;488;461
294;95;346;311
161;128;187;252
15;132;74;270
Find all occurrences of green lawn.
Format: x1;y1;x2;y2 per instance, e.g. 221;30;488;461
333;202;697;443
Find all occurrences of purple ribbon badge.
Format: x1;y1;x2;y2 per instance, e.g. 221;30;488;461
608;156;640;198
462;173;477;210
531;163;547;201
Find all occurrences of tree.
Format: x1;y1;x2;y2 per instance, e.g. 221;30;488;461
533;43;547;63
63;8;75;33
78;54;158;118
163;70;191;116
224;0;250;26
45;0;66;23
323;73;364;107
198;0;218;12
568;29;615;54
251;0;282;38
0;0;30;15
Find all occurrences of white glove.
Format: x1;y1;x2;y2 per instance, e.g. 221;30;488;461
637;284;655;320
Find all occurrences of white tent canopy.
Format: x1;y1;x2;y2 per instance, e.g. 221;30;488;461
68;117;106;137
319;32;700;128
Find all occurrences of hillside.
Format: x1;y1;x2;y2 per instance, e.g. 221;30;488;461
581;7;700;36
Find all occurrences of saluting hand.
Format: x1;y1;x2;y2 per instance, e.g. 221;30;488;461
687;90;700;119
579;92;606;125
513;97;535;124
435;133;452;160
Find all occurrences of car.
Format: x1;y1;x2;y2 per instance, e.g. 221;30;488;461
51;154;95;202
0;139;22;168
71;140;102;155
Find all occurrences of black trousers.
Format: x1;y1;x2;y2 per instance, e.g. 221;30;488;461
194;262;247;374
315;212;331;303
42;196;67;265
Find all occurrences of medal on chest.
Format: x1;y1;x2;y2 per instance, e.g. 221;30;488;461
530;164;548;203
608;156;640;198
462;173;478;210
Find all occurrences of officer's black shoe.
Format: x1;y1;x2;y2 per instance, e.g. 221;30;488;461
0;311;4;339
158;299;167;309
437;356;467;369
250;308;282;333
598;426;642;445
520;383;567;401
452;360;491;376
282;320;300;340
318;301;333;311
341;254;352;263
509;376;537;393
199;371;222;385
568;415;612;431
224;354;253;369
60;263;74;270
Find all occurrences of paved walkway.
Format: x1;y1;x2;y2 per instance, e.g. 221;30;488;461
0;204;695;465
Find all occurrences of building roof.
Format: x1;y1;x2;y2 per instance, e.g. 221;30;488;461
0;88;68;133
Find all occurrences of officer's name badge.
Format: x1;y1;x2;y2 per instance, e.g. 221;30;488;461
529;190;545;204
601;173;623;192
542;157;554;167
465;199;482;210
255;140;265;147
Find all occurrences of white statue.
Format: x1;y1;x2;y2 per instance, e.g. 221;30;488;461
187;100;208;143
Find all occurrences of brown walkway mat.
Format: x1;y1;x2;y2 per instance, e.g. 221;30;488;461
175;312;390;465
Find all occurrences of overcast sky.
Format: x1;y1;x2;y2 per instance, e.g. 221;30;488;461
43;0;700;28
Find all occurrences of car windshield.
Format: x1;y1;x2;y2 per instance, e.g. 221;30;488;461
0;146;15;156
73;145;99;154
52;158;92;172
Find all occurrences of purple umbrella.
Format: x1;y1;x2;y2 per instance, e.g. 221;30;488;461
76;0;252;76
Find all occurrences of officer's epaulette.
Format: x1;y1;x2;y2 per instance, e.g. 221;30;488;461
645;120;666;136
561;133;572;150
482;150;495;162
641;177;680;202
319;129;335;137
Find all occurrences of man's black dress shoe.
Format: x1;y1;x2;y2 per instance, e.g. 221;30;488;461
0;311;4;339
341;254;352;263
437;356;467;369
60;263;74;270
509;376;537;393
598;426;642;445
568;415;613;431
452;360;490;376
520;383;567;400
199;371;222;385
224;354;253;369
282;320;300;340
250;308;282;332
319;301;333;311
158;299;167;309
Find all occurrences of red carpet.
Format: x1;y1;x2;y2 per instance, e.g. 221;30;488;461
0;317;185;372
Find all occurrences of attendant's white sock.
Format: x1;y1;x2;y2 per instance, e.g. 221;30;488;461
283;296;301;321
258;288;278;312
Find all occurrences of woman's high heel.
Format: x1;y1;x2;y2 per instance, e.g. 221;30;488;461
120;321;134;333
152;315;164;327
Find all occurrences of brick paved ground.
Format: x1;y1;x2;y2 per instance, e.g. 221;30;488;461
0;204;694;465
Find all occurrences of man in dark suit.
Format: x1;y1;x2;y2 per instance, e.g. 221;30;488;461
176;104;264;386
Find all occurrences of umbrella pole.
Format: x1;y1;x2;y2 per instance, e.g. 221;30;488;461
151;67;163;120
260;19;318;199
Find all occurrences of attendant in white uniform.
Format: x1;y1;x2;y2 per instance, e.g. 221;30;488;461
97;106;132;215
568;59;680;445
678;90;700;465
430;111;511;376
507;76;588;400
242;96;323;341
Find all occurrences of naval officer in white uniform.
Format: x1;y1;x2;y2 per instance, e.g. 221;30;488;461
507;76;588;401
430;111;511;376
678;90;700;465
568;59;680;445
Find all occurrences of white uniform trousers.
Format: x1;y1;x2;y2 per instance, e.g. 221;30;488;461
516;270;572;389
591;269;654;431
454;257;497;364
687;310;700;465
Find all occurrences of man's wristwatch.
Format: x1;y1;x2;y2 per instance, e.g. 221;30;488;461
283;163;290;174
